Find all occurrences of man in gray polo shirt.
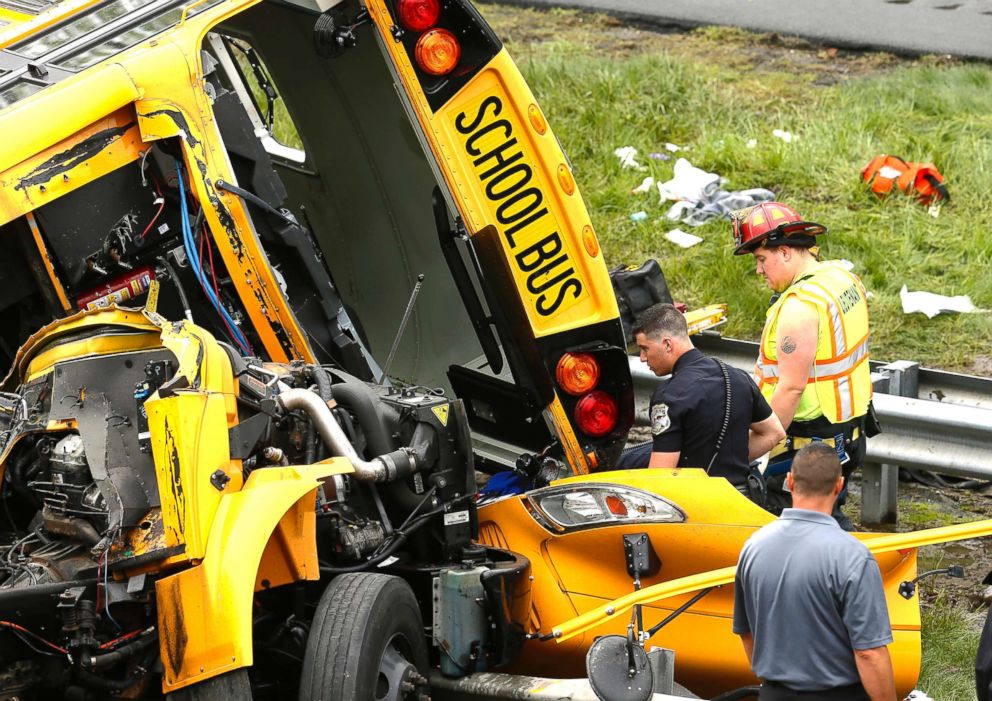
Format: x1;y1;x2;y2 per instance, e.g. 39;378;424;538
732;443;896;700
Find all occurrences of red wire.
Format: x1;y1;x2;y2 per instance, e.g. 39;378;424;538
0;621;68;654
137;174;166;241
100;628;145;650
137;200;165;240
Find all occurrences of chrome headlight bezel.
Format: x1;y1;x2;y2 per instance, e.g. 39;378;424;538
523;483;686;534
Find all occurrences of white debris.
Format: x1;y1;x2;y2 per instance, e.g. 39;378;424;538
657;158;722;202
900;285;985;319
665;228;703;248
614;146;646;171
665;201;694;221
664;142;683;152
746;138;758;149
903;690;934;701
772;129;797;143
631;176;655;194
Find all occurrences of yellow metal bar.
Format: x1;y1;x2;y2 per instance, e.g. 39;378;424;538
552;518;992;642
0;64;140;178
685;303;728;336
24;212;72;312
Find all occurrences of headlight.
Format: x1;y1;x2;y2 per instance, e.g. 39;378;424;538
525;484;685;533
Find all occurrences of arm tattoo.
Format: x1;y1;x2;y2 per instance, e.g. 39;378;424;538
781;336;797;354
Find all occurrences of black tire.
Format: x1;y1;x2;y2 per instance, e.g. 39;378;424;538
299;573;429;701
167;669;252;701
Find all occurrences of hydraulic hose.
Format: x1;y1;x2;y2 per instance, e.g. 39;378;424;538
157;256;193;323
278;388;415;482
76;647;158;693
81;629;158;671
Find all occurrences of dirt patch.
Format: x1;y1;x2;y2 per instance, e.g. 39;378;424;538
847;478;992;610
478;3;933;84
968;356;992;377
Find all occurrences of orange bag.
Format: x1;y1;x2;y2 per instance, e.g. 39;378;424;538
862;154;949;204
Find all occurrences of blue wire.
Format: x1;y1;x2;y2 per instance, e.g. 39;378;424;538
175;161;250;353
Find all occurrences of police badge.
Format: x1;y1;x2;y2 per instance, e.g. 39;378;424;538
651;403;671;435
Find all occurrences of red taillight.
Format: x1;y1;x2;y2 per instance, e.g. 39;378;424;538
397;0;441;32
556;352;600;396
415;29;461;76
574;391;618;438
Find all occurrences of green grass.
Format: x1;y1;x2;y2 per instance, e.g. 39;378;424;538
900;499;973;530
921;595;984;700
479;5;992;373
473;7;992;695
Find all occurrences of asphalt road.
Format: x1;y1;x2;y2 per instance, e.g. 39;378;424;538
492;0;992;60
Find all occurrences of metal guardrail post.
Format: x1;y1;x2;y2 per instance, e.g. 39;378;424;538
862;361;918;525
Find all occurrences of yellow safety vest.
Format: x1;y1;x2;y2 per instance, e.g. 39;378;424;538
756;261;872;425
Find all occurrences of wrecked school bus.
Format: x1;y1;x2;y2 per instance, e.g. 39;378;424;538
0;0;987;698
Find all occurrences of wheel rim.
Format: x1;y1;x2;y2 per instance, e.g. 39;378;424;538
374;632;427;701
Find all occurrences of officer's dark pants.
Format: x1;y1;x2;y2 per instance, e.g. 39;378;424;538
764;435;866;530
759;681;869;701
615;441;652;469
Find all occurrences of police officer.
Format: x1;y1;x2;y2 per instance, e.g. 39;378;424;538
629;303;784;500
730;202;876;529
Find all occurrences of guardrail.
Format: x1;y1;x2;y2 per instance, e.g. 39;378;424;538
628;336;992;524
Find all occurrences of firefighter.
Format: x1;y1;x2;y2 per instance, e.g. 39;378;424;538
730;202;876;530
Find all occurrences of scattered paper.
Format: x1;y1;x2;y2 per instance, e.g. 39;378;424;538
928;203;942;218
772;129;797;143
614;146;646;171
631;176;655;194
746;139;758;149
629;211;648;223
664;142;682;152
665;228;703;248
903;691;934;701
900;285;985;319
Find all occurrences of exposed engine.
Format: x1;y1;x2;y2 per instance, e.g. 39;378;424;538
0;321;475;700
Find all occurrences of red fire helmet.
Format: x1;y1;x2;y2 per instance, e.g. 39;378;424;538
730;202;827;255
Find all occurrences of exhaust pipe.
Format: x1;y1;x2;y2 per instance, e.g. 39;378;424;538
277;388;416;482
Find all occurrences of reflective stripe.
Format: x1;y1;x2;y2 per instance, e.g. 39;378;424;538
801;283;846;356
836;374;852;419
757;338;868;380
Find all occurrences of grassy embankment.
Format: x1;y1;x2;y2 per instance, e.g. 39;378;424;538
481;5;992;375
476;5;992;697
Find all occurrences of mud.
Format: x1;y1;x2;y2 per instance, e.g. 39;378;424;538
479;2;930;83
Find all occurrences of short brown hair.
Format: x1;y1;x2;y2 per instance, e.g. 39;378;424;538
632;303;688;341
791;443;841;497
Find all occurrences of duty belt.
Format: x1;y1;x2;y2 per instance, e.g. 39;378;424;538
769;426;861;460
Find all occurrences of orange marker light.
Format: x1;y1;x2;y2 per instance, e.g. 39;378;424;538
415;29;461;76
605;494;628;517
556;352;600;395
397;0;440;32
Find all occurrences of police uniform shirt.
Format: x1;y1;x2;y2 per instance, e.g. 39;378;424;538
650;348;772;484
732;509;893;691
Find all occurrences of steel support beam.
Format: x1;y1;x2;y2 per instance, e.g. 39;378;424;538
862;361;918;525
